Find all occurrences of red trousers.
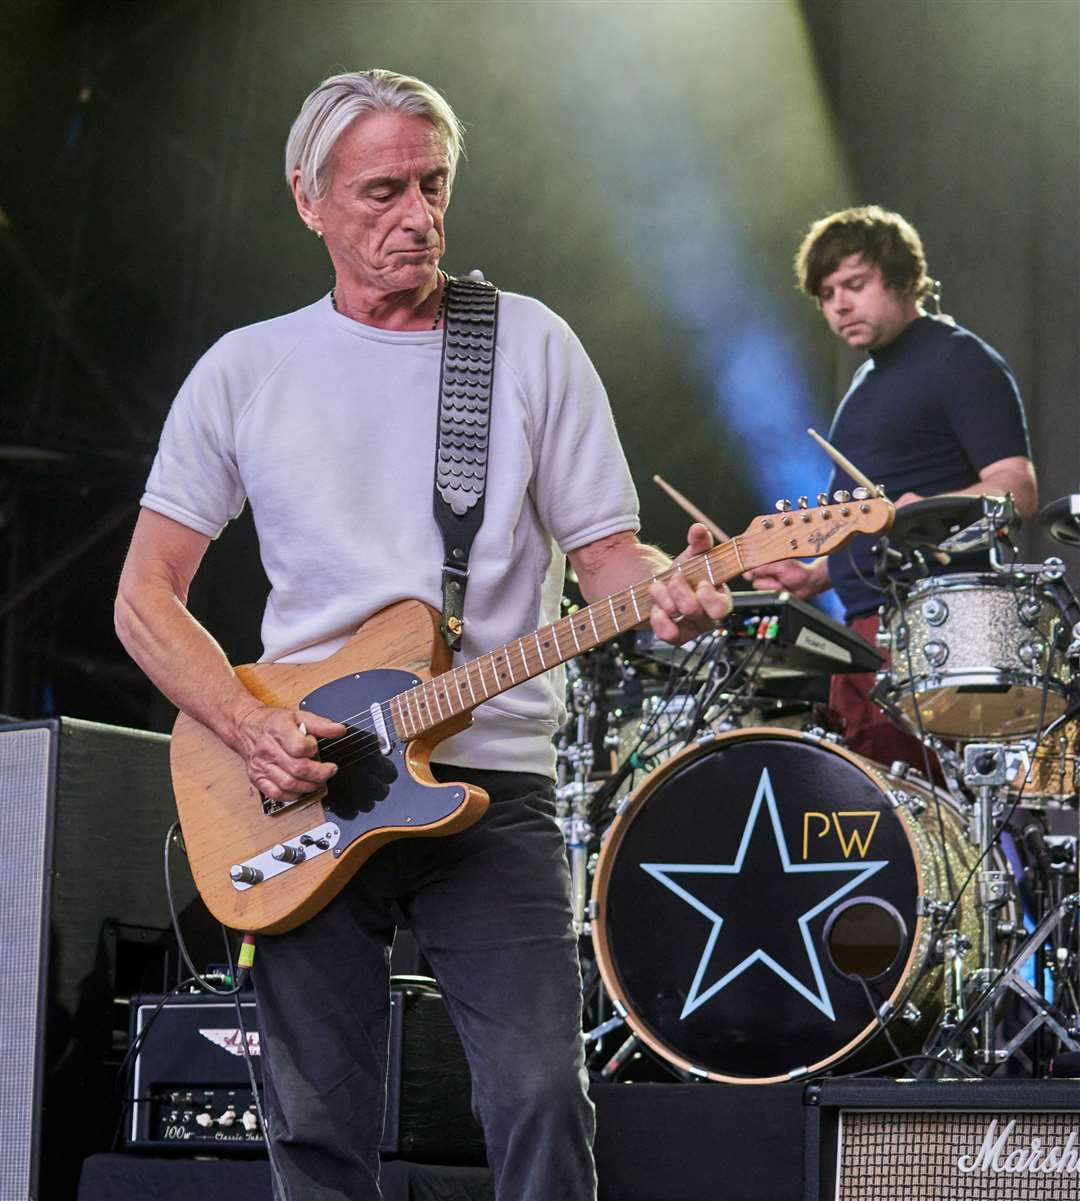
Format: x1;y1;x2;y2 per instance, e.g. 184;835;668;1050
829;613;940;777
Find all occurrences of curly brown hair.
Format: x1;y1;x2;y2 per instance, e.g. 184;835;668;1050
795;206;934;302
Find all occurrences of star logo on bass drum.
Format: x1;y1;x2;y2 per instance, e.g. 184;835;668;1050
640;766;888;1021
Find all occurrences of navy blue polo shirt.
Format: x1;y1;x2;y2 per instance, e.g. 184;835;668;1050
826;316;1030;620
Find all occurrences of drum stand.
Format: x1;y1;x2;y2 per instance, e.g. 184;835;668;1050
927;743;1080;1069
556;659;598;937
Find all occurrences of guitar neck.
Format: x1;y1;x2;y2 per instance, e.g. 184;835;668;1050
388;539;745;741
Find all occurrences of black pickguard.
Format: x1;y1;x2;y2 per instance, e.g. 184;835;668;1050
299;668;467;856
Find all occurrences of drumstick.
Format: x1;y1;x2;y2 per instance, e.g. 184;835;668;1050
806;429;884;498
808;428;948;563
653;474;729;543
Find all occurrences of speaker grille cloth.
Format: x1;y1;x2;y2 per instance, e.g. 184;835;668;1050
839;1109;1080;1199
0;727;52;1197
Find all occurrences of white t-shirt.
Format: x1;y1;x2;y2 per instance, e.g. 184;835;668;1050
142;291;640;777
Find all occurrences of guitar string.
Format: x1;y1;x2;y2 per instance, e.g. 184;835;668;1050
273;508;872;769
307;542;746;762
252;506;885;802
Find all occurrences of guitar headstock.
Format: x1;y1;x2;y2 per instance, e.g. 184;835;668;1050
737;488;894;571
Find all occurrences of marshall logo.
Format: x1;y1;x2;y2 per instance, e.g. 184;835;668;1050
199;1027;261;1057
957;1119;1080;1175
807;525;841;553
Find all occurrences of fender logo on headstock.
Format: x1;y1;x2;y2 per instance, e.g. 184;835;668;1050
807;525;842;553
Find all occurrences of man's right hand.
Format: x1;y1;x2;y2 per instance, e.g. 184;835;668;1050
233;705;347;803
742;557;830;601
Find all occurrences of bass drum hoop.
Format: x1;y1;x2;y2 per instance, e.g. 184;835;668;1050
590;727;930;1084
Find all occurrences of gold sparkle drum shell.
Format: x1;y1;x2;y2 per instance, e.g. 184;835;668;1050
874;573;1072;739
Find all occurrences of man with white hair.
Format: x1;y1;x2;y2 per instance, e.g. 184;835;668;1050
115;69;729;1200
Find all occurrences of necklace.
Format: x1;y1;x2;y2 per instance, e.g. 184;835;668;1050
330;271;448;329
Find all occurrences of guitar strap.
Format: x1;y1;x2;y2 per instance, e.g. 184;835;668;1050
432;274;500;652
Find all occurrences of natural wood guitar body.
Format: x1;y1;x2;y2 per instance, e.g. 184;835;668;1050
171;600;486;934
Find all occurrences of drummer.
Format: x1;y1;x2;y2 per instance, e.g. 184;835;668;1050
745;206;1037;768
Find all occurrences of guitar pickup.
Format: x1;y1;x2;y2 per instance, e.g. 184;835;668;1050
229;822;341;891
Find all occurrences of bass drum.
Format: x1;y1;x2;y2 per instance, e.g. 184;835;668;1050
591;728;1003;1083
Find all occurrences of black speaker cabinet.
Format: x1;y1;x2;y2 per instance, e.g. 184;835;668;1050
0;718;209;1200
804;1078;1080;1200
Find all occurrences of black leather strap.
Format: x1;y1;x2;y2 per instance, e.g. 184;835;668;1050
433;275;499;651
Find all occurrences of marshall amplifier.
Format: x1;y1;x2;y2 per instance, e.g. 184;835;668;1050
804;1078;1080;1200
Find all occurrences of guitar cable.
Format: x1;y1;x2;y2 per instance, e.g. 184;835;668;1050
162;822;291;1199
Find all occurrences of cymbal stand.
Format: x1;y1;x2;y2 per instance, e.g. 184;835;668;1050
555;658;596;937
927;743;1080;1068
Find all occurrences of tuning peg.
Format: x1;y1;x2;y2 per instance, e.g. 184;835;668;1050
816;492;829;507
851;486;870;500
775;498;792;512
797;496;809;509
833;490;852;504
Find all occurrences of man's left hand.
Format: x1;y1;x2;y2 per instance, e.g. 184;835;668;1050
649;523;732;644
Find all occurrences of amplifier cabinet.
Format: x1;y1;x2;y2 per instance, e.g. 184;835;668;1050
125;982;486;1164
804;1078;1080;1200
0;718;198;1200
127;992;403;1153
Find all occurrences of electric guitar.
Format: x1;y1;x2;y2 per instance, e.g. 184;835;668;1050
170;494;893;933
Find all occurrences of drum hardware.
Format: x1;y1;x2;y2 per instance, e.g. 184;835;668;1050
1038;490;1080;548
921;742;1080;1070
926;893;1080;1068
556;658;599;936
588;727;1009;1082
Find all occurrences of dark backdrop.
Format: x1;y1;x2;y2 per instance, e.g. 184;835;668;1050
1;0;1077;728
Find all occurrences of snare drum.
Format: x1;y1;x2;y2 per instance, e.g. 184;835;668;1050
875;573;1072;738
1009;721;1080;807
591;728;1005;1083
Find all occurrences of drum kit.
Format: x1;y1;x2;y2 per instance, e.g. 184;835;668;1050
557;490;1080;1084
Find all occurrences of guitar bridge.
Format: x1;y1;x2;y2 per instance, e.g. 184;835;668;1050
260;789;324;817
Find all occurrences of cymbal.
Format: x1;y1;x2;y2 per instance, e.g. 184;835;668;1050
1039;493;1080;547
890;495;987;547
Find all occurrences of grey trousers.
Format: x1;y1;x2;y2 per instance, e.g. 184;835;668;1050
253;766;596;1201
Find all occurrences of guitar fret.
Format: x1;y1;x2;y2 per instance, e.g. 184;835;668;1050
394;697;410;739
517;638;529;679
253;504;879;768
